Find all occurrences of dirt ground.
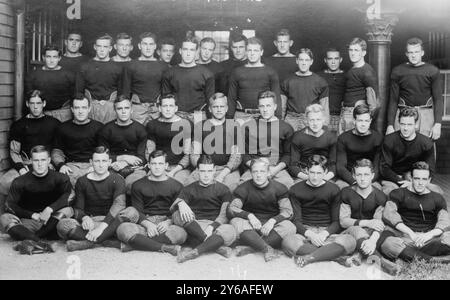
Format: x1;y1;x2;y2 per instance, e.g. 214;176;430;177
0;233;393;280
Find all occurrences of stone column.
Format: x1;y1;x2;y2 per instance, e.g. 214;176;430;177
365;14;398;133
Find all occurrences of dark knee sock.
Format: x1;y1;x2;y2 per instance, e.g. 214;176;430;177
196;235;224;254
95;217;123;243
377;231;396;249
35;217;60;240
239;230;268;252
184;221;207;242
152;233;172;245
308;243;346;263
420;240;450;257
7;225;39;241
128;234;163;252
68;226;88;240
262;230;282;249
398;246;433;263
296;243;319;256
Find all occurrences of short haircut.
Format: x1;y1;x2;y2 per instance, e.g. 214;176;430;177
148;150;167;162
250;158;270;171
411;161;431;177
116;33;132;42
398;107;419;123
352;159;374;174
93;146;110;157
275;28;291;40
139;32;157;43
114;94;131;106
406;37;424;51
43;44;62;57
209;92;227;106
307;154;328;170
159;93;177;106
247;37;264;50
200;37;216;48
66;32;82;40
305;103;324;117
197;154;214;166
181;32;199;49
258;90;276;102
71;97;91;107
30;145;49;157
348;37;367;51
296;48;314;60
27;90;43;101
325;47;341;56
96;34;114;45
229;33;248;47
353;104;371;119
158;37;176;50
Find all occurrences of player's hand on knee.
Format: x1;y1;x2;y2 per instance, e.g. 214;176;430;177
306;230;325;247
361;239;376;256
86;226;105;242
248;214;262;231
39;207;53;224
82;216;95;231
178;201;195;223
157;220;171;234
261;219;276;236
59;165;73;175
146;222;159;238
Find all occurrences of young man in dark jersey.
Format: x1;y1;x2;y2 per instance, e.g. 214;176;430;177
122;32;168;125
60;32;89;75
25;45;74;122
340;38;378;135
386;38;443;140
318;48;346;134
157;37;176;67
282;48;329;131
197;37;224;93
112;33;133;63
76;34;123;124
219;34;248;95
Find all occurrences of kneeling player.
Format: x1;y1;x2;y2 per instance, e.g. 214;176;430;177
57;146;127;251
339;159;400;275
229;158;296;262
171;155;237;263
116;150;187;255
282;155;356;267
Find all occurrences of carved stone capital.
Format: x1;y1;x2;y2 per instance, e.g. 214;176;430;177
365;14;399;43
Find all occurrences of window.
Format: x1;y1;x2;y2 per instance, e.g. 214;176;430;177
442;70;450;121
195;29;256;62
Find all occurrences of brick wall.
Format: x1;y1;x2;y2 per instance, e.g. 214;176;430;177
436;122;450;174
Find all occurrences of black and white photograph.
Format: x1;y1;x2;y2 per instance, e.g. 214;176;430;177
0;0;450;282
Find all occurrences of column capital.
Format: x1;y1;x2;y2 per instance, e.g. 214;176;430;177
365;14;399;43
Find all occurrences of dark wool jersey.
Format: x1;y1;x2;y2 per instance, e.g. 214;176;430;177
388;63;443;125
288;128;337;176
227;65;281;118
380;132;435;184
218;58;247;94
25;68;75;110
97;121;147;163
289;181;341;235
74;172;126;220
198;120;239;167
6;170;71;218
389;188;447;233
146;118;193;166
76;59;123;100
281;73;329;114
122;60;168;103
200;60;224;93
318;71;346;115
264;56;298;87
233;180;289;222
339;186;387;220
178;181;232;221
161;65;215;113
131;177;183;221
242;118;293;167
343;63;378;107
54;120;103;163
336;130;383;184
9;115;60;157
60;55;90;75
